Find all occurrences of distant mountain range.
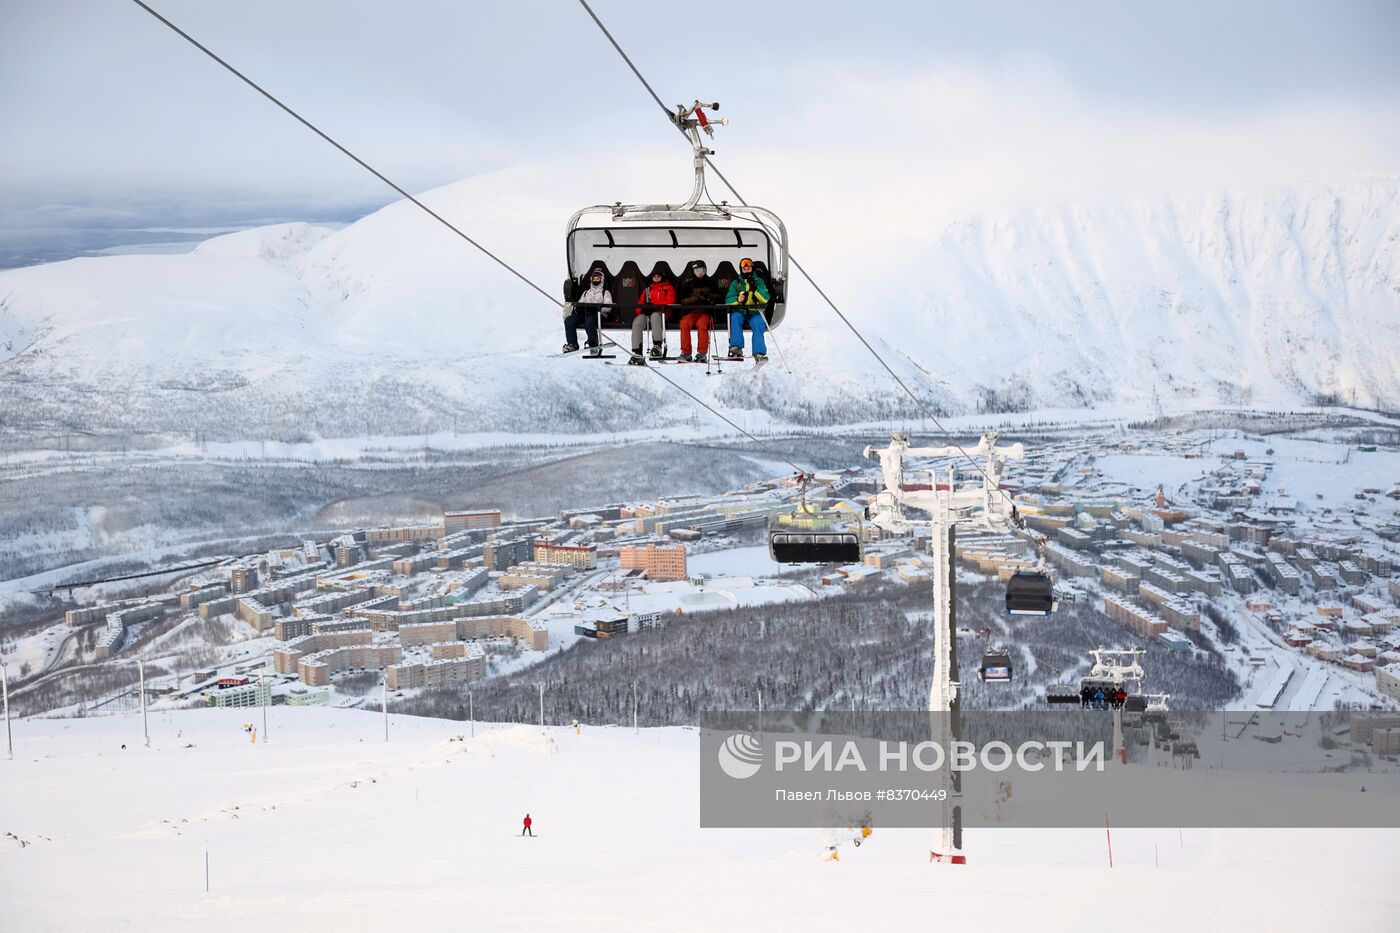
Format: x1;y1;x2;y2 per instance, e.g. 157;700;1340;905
1;175;1396;439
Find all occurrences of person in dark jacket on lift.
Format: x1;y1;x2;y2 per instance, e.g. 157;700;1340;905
677;260;720;362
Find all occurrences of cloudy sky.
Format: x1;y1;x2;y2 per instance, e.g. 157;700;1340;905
3;0;1398;264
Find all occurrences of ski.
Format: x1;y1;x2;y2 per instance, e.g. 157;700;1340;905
549;346;616;359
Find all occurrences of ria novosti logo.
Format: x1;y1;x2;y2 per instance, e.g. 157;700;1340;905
717;732;764;780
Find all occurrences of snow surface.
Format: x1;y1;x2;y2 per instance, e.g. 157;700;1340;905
1;707;1396;930
2;175;1398;436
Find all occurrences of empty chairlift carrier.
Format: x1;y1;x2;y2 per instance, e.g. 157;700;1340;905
1005;569;1056;616
767;476;863;565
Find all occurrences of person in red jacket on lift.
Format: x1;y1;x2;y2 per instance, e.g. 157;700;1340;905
521;813;534;836
629;270;676;365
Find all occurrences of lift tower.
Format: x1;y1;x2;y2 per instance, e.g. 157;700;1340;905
863;432;1025;863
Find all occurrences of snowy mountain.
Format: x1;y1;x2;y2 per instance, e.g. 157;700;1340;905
1;174;1397;439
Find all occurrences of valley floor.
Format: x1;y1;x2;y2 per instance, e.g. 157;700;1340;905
1;707;1396;931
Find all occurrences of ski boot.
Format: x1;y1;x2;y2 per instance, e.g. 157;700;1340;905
728;346;744;361
562;343;579;354
627;352;648;366
694;352;708;364
678;353;693;363
753;353;768;363
649;345;665;361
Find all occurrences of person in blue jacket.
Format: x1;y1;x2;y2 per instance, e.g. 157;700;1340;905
725;257;770;361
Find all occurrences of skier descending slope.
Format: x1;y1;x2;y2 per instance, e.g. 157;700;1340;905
521;813;534;837
726;257;770;363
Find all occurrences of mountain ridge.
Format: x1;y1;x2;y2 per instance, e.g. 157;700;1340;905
1;175;1396;438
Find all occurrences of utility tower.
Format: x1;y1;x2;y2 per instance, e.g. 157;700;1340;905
864;431;1026;863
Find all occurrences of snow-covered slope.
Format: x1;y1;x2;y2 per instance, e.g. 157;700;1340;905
1;175;1396;438
1;708;1395;930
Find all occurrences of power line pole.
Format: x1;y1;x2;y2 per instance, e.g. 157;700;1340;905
260;672;268;743
382;676;388;742
2;662;12;760
538;683;545;732
138;660;149;748
469;687;475;738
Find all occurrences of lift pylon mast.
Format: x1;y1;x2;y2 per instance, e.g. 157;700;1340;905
863;432;1031;864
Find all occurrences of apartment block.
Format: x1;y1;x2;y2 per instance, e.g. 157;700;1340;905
363;525;443;546
180;584;228;611
1263;553;1302;596
386;644;487;690
1043;542;1096;577
1378;666;1400;704
444;510;502;533
499;561;574;592
273;629;375;674
298;643;403;687
534;541;599;570
1102;594;1168;640
274;616;319;641
619;544;688;581
205;683;271;708
1100;565;1140;595
197;596;239;619
1216;554;1257;594
483;536;536;571
294;587;380;618
230;566;260;594
1137;582;1200;631
236;597;275;631
65;605;111;627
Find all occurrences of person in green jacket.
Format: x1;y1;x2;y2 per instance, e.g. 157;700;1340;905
726;257;770;361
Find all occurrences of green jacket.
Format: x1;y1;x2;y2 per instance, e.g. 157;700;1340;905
726;273;770;307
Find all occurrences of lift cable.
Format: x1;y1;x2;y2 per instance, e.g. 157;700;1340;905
576;0;1024;518
29;556;234;596
126;0;810;478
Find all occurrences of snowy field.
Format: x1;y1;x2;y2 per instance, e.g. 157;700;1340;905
687;544;785;578
2;707;1397;931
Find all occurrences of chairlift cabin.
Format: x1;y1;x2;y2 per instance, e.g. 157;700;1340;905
1005;570;1055;616
979;650;1013;684
562;102;788;333
768;505;863;565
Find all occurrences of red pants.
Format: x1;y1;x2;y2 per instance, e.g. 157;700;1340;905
678;313;711;354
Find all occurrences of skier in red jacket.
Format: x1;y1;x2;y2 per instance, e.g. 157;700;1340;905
630;270;676;364
521;813;534;836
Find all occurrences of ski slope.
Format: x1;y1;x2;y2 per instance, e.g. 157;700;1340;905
1;707;1396;930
